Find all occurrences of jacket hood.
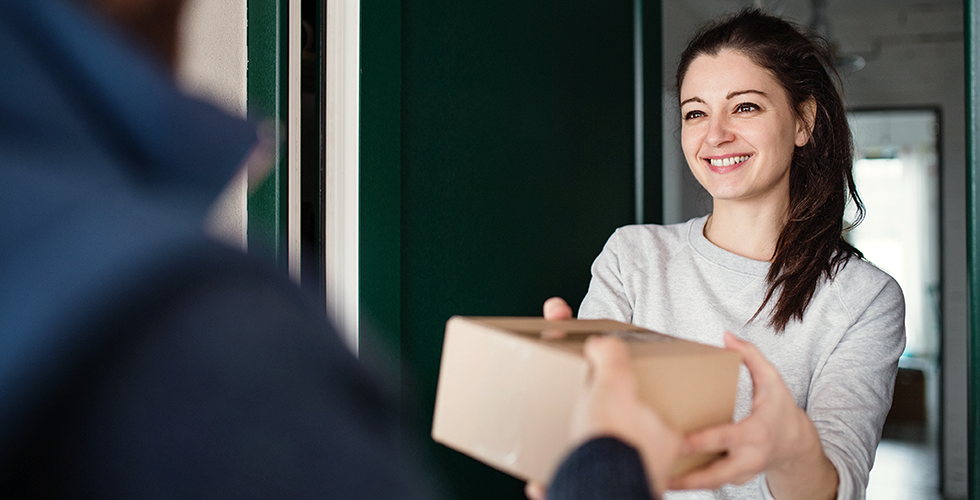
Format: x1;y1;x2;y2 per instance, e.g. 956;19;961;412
0;0;258;446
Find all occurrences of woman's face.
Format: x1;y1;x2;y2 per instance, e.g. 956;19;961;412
679;49;811;208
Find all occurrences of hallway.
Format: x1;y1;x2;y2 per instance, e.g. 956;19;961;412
867;438;942;500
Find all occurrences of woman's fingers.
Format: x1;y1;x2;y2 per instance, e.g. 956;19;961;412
541;297;573;339
682;422;740;455
724;332;780;390
672;419;766;489
666;333;796;491
543;297;573;320
669;451;759;490
525;481;547;500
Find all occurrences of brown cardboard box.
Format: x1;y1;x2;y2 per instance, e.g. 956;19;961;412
431;316;741;484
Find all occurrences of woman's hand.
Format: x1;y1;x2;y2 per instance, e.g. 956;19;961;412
668;332;838;499
543;296;574;321
539;297;574;340
525;482;547;500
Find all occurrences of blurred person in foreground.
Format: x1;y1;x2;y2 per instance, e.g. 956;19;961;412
0;0;680;498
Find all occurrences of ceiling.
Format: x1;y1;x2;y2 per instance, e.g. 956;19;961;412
661;0;965;119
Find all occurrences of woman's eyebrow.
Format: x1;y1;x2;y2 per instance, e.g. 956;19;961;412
727;89;768;100
680;89;768;107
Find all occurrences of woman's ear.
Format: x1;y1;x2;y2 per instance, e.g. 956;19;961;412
795;97;817;147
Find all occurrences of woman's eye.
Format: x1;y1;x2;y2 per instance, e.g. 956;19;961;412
735;103;759;113
683;110;705;120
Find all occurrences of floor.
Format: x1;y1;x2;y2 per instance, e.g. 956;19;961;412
865;355;945;500
866;437;942;500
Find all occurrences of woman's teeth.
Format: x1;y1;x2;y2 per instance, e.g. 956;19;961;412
709;155;749;167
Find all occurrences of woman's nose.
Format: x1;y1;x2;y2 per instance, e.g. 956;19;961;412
705;114;735;146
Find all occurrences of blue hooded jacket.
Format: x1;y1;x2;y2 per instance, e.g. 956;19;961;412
0;0;256;453
0;4;445;498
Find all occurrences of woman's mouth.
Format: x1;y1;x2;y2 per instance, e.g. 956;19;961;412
704;155;752;174
708;155;750;167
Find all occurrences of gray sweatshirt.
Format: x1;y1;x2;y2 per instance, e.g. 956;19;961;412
579;216;906;500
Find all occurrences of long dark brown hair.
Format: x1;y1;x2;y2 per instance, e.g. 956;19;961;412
676;9;864;332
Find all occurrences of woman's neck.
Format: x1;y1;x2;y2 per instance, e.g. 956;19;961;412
703;200;788;262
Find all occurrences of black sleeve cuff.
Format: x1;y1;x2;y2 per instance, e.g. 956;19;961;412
547;437;656;500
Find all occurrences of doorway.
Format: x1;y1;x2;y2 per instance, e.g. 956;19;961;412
847;109;942;499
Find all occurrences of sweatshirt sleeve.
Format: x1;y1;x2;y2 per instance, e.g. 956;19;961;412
806;272;906;500
578;229;634;322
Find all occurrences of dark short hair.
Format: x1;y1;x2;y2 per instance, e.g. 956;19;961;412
72;0;186;67
676;9;864;332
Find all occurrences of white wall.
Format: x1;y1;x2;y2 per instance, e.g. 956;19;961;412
172;1;362;351
176;0;249;250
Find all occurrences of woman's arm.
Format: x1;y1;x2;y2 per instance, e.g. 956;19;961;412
671;273;905;499
668;333;838;500
800;276;906;498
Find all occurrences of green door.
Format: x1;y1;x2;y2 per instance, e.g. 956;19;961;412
361;1;661;498
246;0;290;265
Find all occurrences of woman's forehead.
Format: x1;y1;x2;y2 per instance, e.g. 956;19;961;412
680;50;786;104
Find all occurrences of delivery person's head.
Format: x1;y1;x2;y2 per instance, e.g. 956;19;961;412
71;0;186;67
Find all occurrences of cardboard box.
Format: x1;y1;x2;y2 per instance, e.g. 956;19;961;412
431;316;742;484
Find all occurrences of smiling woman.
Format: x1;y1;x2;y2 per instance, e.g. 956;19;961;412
679;49;811;232
672;10;864;334
544;8;907;500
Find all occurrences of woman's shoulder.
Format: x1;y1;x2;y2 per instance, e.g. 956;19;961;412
831;255;905;304
607;216;703;248
816;255;906;348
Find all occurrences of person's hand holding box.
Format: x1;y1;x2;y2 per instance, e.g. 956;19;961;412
526;298;682;500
